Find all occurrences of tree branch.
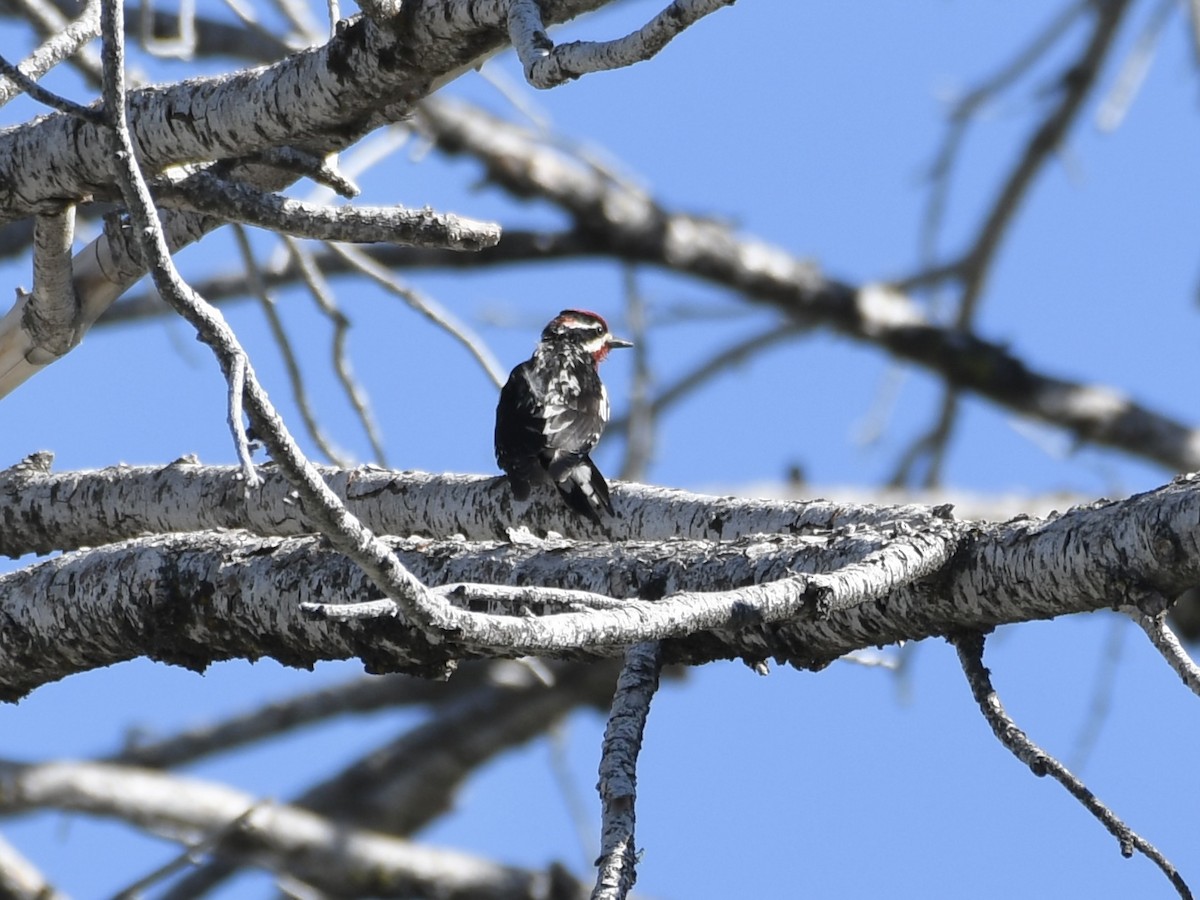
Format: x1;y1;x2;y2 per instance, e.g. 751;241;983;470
0;760;590;899
158;171;501;251
0;458;953;555
0;833;67;900
21;206;80;364
1127;606;1200;699
951;630;1191;900
592;641;661;900
507;0;734;89
7;471;1200;697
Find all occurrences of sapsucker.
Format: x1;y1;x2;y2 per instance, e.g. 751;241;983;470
494;309;632;522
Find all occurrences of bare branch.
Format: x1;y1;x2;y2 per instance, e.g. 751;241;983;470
110;663;537;768
0;833;68;900
592;642;661;900
1096;0;1176;132
1127;606;1200;699
160;171;501;251
2;0;106;86
903;0;1132;485
0;760;589;899
0;0;99;110
951;630;1191;900
327;242;507;389
956;0;1128;327
508;0;734;89
22;206;80;364
235;226;350;466
225;351;260;487
284;237;388;464
0;458;1090;555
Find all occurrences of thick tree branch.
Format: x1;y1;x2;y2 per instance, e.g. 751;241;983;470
0;458;954;555
0;519;954;698
6;472;1200;698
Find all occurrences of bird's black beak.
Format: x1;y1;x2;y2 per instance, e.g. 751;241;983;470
608;337;634;349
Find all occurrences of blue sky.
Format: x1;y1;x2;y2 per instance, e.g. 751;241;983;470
3;2;1200;897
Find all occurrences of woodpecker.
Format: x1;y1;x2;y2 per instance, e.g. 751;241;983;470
495;309;632;522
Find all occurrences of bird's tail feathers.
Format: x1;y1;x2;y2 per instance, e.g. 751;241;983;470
553;456;614;523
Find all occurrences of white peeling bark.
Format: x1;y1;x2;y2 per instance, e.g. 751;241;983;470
0;458;950;556
3;473;1199;700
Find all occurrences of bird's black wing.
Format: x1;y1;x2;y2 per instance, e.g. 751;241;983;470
495;360;551;500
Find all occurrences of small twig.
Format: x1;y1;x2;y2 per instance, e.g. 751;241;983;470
110;804;260;900
303;578;633;620
327;242;506;388
235;226;351;466
919;1;1086;300
8;0;107;87
1068;614;1125;772
0;0;101;110
1095;0;1176;132
226;352;260;488
901;1;1128;484
592;641;662;900
284;237;388;465
507;0;735;90
888;386;958;488
956;0;1128;327
951;630;1192;900
0;51;102;121
436;582;630;611
1126;606;1200;699
254;146;359;199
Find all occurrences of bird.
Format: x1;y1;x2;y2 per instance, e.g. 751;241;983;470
494;309;632;522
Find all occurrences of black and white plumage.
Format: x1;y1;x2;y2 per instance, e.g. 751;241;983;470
494;309;632;522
